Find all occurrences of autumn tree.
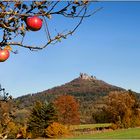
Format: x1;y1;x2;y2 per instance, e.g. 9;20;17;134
102;90;140;128
53;95;80;125
27;101;58;138
0;100;21;139
0;85;16;138
0;1;101;52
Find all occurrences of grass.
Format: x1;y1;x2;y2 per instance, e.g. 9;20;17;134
71;127;140;139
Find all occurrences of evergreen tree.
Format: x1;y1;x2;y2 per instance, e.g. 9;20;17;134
27;101;58;138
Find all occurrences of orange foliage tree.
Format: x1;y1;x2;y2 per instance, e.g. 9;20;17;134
53;95;80;125
0;100;20;139
103;90;140;128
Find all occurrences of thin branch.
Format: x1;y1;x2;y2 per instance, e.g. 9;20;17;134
0;1;101;51
47;1;60;13
43;16;51;41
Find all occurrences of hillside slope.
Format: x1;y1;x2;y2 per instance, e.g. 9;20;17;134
15;73;124;109
15;73;140;123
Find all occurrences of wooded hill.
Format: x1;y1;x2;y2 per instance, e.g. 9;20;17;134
14;73;140;123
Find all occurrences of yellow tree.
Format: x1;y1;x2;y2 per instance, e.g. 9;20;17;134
103;90;140;128
0;100;19;139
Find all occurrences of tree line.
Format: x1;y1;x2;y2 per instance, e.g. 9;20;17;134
0;90;140;138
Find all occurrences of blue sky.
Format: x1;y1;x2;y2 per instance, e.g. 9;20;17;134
0;2;140;98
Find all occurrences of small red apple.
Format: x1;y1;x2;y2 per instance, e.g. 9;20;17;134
26;16;43;31
0;49;10;62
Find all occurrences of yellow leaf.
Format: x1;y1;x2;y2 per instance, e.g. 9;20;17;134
74;0;79;4
82;0;89;4
46;14;52;19
4;45;12;51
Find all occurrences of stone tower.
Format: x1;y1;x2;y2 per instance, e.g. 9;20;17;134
79;73;96;80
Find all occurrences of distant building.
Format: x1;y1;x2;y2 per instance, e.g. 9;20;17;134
79;73;97;80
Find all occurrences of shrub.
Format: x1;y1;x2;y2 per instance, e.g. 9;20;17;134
16;125;28;139
45;122;69;138
110;123;118;130
7;122;21;139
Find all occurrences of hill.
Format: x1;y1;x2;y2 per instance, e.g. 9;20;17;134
15;73;127;123
15;73;125;109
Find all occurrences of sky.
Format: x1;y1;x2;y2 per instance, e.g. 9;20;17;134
0;2;140;98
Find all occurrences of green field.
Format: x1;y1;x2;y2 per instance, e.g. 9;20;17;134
72;127;140;139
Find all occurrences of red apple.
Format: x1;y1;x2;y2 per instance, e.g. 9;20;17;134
26;16;43;31
0;49;10;62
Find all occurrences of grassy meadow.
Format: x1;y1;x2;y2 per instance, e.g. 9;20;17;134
70;127;140;139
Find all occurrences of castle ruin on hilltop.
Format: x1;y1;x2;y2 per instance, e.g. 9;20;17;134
79;73;97;80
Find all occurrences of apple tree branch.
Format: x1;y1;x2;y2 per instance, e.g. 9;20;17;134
0;1;102;51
